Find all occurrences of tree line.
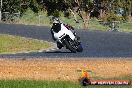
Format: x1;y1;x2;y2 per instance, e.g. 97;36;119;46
1;0;132;28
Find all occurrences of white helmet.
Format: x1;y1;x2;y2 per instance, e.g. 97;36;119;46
52;17;60;23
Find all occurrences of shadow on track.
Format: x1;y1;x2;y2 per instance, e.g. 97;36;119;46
45;51;72;53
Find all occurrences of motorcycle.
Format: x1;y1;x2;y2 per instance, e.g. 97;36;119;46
52;23;83;53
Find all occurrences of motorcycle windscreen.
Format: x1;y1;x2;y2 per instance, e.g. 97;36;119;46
53;24;76;41
61;24;75;40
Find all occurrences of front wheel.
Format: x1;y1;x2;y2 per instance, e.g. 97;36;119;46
63;39;76;53
77;44;83;52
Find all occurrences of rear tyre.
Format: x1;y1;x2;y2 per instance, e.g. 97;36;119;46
63;40;76;53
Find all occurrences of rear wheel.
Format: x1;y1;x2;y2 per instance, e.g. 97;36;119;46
63;40;76;53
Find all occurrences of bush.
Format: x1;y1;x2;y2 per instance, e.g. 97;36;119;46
103;12;125;22
19;8;38;24
52;10;64;17
18;8;51;26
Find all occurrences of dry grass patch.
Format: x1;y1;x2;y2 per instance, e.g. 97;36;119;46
0;58;132;81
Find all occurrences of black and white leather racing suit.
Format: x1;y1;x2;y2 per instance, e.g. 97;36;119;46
51;23;79;49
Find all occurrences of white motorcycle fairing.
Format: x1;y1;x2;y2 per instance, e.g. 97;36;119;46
53;24;76;42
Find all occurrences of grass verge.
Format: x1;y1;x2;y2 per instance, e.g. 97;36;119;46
0;34;50;53
0;76;131;88
119;22;132;32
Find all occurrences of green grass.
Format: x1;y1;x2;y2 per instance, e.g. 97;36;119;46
88;18;109;31
0;76;131;88
0;34;50;53
119;22;132;32
0;80;75;88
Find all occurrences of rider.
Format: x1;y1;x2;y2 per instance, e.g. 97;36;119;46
51;17;79;49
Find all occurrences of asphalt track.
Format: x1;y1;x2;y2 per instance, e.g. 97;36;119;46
0;23;132;58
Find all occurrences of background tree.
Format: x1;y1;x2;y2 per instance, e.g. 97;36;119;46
1;0;132;27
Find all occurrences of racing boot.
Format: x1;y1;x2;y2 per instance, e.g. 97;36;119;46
57;42;63;49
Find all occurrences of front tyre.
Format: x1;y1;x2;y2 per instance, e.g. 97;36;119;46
77;44;83;52
63;40;76;53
